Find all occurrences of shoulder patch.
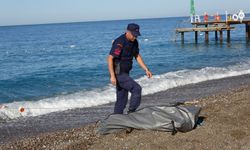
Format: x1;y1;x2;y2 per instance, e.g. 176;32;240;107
114;48;121;55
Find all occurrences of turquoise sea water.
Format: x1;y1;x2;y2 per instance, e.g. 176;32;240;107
1;16;250;118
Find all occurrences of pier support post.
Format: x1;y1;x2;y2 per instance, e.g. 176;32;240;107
246;23;250;39
227;30;231;42
249;24;250;38
181;32;184;43
205;31;209;42
205;24;209;42
195;31;198;43
215;31;218;41
220;31;223;41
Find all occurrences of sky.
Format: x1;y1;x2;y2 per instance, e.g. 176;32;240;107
0;0;249;26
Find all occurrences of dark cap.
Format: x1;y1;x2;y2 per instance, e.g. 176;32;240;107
127;23;141;37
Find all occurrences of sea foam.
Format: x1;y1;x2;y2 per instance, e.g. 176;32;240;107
1;60;250;119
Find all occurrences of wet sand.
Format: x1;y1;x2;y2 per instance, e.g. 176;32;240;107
1;75;250;149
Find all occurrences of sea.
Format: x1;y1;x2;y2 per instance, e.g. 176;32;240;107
1;16;250;120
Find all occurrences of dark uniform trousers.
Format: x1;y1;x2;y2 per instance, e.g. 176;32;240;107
114;73;142;114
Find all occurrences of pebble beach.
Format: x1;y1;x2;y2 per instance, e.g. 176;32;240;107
1;75;250;150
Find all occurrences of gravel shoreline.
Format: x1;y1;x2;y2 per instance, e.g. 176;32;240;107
1;84;250;150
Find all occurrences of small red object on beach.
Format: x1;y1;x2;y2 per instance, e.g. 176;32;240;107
19;107;25;113
0;105;7;109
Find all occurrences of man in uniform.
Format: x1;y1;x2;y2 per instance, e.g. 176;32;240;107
107;23;152;114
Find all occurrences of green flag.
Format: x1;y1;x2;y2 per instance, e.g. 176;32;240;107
190;0;195;15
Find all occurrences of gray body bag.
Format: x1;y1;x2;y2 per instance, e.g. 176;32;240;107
98;105;201;135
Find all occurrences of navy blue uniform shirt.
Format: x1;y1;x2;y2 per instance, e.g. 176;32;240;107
109;34;139;74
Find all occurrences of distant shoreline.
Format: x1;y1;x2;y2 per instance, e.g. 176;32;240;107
1;13;249;27
0;16;187;27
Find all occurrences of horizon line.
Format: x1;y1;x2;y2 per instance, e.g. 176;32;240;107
0;15;191;27
1;12;249;27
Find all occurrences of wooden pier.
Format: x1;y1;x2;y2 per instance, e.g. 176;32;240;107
176;20;250;43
